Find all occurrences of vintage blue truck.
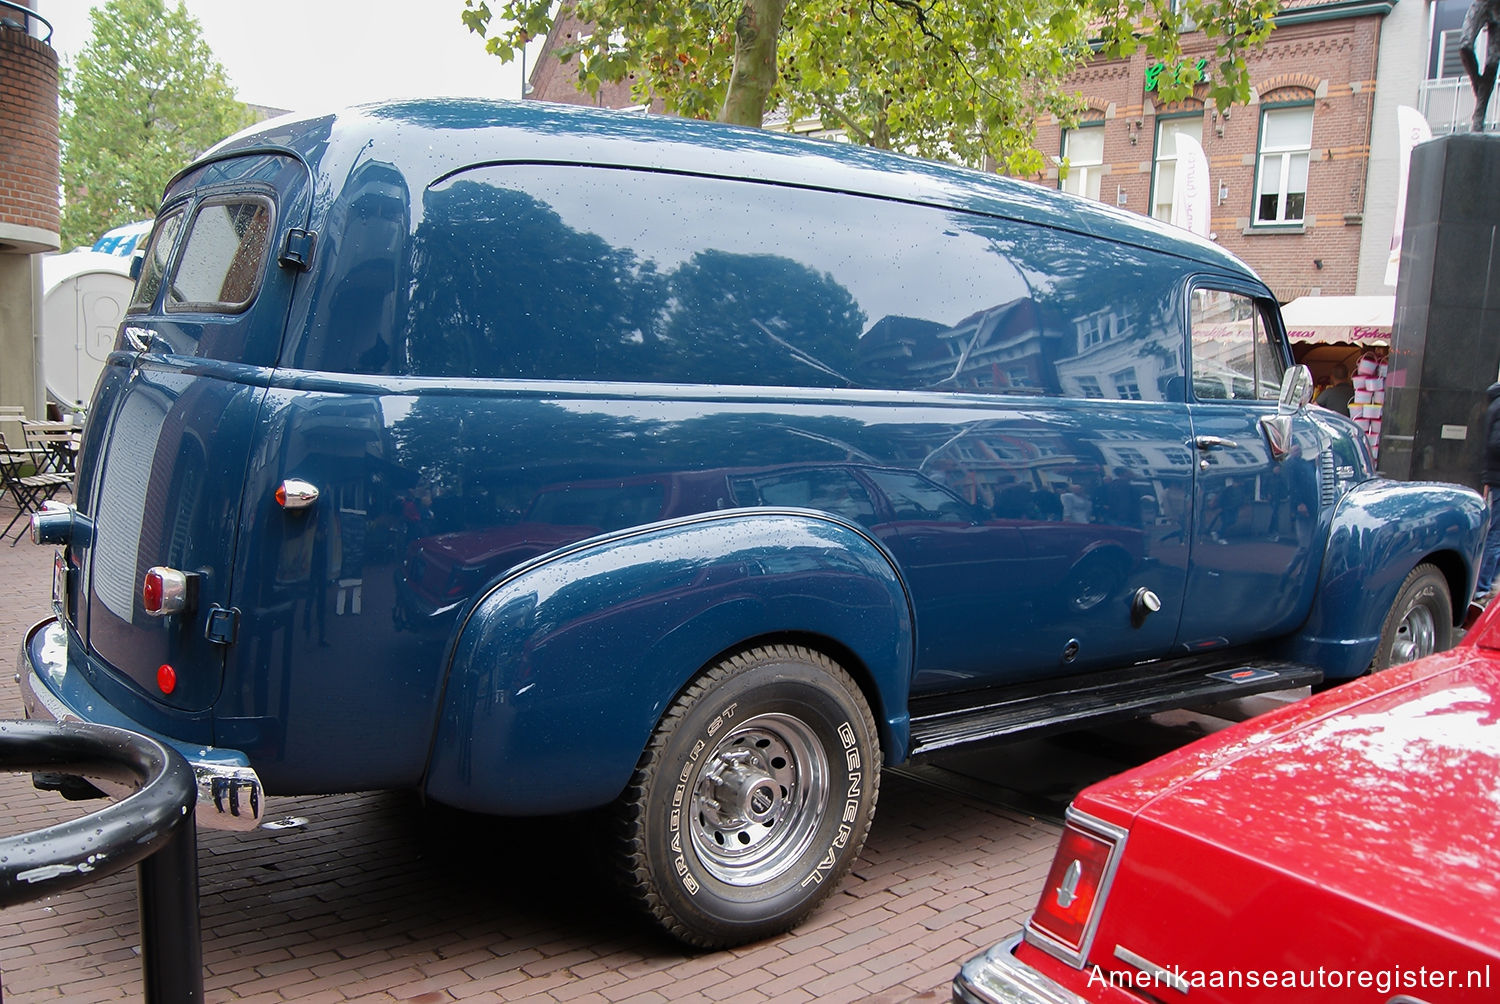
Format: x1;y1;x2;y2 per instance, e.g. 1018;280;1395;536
19;99;1484;948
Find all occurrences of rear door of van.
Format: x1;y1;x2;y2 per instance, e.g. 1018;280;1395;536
70;152;308;741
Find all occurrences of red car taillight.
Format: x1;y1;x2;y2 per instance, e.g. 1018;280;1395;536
1025;807;1127;967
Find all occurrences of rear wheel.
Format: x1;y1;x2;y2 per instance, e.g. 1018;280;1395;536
1372;563;1453;670
614;644;880;948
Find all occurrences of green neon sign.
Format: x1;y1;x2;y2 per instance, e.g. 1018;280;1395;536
1145;58;1209;93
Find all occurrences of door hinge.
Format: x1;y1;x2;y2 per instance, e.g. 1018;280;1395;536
204;605;241;646
279;228;315;271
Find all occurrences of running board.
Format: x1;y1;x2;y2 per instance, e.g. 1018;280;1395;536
907;658;1322;758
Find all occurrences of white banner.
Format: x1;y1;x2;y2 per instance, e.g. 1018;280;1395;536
1170;134;1211;237
1385;105;1432;288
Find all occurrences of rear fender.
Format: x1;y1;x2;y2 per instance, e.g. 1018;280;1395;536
423;510;914;815
1279;479;1484;679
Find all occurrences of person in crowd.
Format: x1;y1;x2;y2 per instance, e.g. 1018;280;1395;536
1315;364;1355;416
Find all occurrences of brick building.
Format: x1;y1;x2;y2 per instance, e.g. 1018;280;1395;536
0;2;60;419
1035;0;1390;304
527;7;655;111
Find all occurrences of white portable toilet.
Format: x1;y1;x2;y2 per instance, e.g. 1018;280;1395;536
41;250;134;416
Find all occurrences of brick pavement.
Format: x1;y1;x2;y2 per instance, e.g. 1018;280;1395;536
0;497;1060;1003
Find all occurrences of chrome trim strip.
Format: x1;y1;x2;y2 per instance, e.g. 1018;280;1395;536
1023;805;1129;970
954;935;1093;1004
1114;944;1190;994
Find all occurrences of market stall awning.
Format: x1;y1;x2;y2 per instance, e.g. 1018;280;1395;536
1279;295;1393;345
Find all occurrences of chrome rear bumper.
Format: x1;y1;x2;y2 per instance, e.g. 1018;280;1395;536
17;618;265;832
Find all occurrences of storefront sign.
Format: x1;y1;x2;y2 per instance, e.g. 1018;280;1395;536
1145;58;1208;93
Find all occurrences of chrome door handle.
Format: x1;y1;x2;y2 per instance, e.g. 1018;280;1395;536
1193;436;1240;451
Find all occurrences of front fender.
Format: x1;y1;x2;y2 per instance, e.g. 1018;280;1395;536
422;510;914;815
1279;478;1485;679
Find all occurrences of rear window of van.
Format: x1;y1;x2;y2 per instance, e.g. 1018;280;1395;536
166;197;274;313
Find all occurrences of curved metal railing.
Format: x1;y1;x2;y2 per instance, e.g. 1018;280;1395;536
0;1;52;43
0;719;201;1003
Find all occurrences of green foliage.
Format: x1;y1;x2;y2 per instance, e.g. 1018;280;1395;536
59;0;254;249
462;0;1276;173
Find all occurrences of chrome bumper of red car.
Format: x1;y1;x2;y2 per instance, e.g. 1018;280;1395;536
954;936;1092;1004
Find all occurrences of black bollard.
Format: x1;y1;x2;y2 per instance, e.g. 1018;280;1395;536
0;720;202;1003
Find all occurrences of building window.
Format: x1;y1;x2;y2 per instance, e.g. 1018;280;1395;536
1429;0;1471;80
1112;367;1143;400
1061;125;1104;201
1254;105;1313;226
1151;117;1204;223
1076;375;1105;398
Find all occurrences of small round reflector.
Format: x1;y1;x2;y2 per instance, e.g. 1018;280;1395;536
157;664;177;695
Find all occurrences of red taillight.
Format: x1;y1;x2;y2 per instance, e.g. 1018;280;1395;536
142;566;192;616
157;664;177;695
143;570;165;614
1025;808;1126;966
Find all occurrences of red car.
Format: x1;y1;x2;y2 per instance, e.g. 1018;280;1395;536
956;603;1500;1003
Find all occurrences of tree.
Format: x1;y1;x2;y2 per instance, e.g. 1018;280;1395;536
461;0;1277;174
59;0;254;249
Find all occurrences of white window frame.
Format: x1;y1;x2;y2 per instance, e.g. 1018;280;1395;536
1112;367;1143;401
1254;105;1313;227
1061;125;1105;201
1151;116;1204;224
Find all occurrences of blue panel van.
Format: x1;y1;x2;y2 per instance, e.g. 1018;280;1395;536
19;99;1485;948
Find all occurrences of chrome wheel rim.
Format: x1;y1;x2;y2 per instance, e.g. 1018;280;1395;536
688;713;829;887
1391;603;1437;665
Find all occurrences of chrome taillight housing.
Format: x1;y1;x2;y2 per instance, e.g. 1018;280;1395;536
142;566;193;617
1024;806;1127;967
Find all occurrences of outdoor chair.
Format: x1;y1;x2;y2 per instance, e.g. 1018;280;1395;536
21;420;81;475
0;432;71;543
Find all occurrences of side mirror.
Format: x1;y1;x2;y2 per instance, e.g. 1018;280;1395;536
1277;364;1314;416
1261;365;1313;462
129;249;144;282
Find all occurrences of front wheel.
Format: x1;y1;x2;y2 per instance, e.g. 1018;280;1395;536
1372;563;1453;671
614;644;881;948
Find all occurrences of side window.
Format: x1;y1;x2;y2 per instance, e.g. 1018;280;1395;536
1060;124;1104;201
128;209;185;311
1190;288;1283;402
166;197;274;313
1151;116;1204;223
1254;105;1313;227
862;470;973;523
729;470;880;526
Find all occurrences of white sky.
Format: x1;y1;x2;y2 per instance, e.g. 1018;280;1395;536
35;1;537;113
